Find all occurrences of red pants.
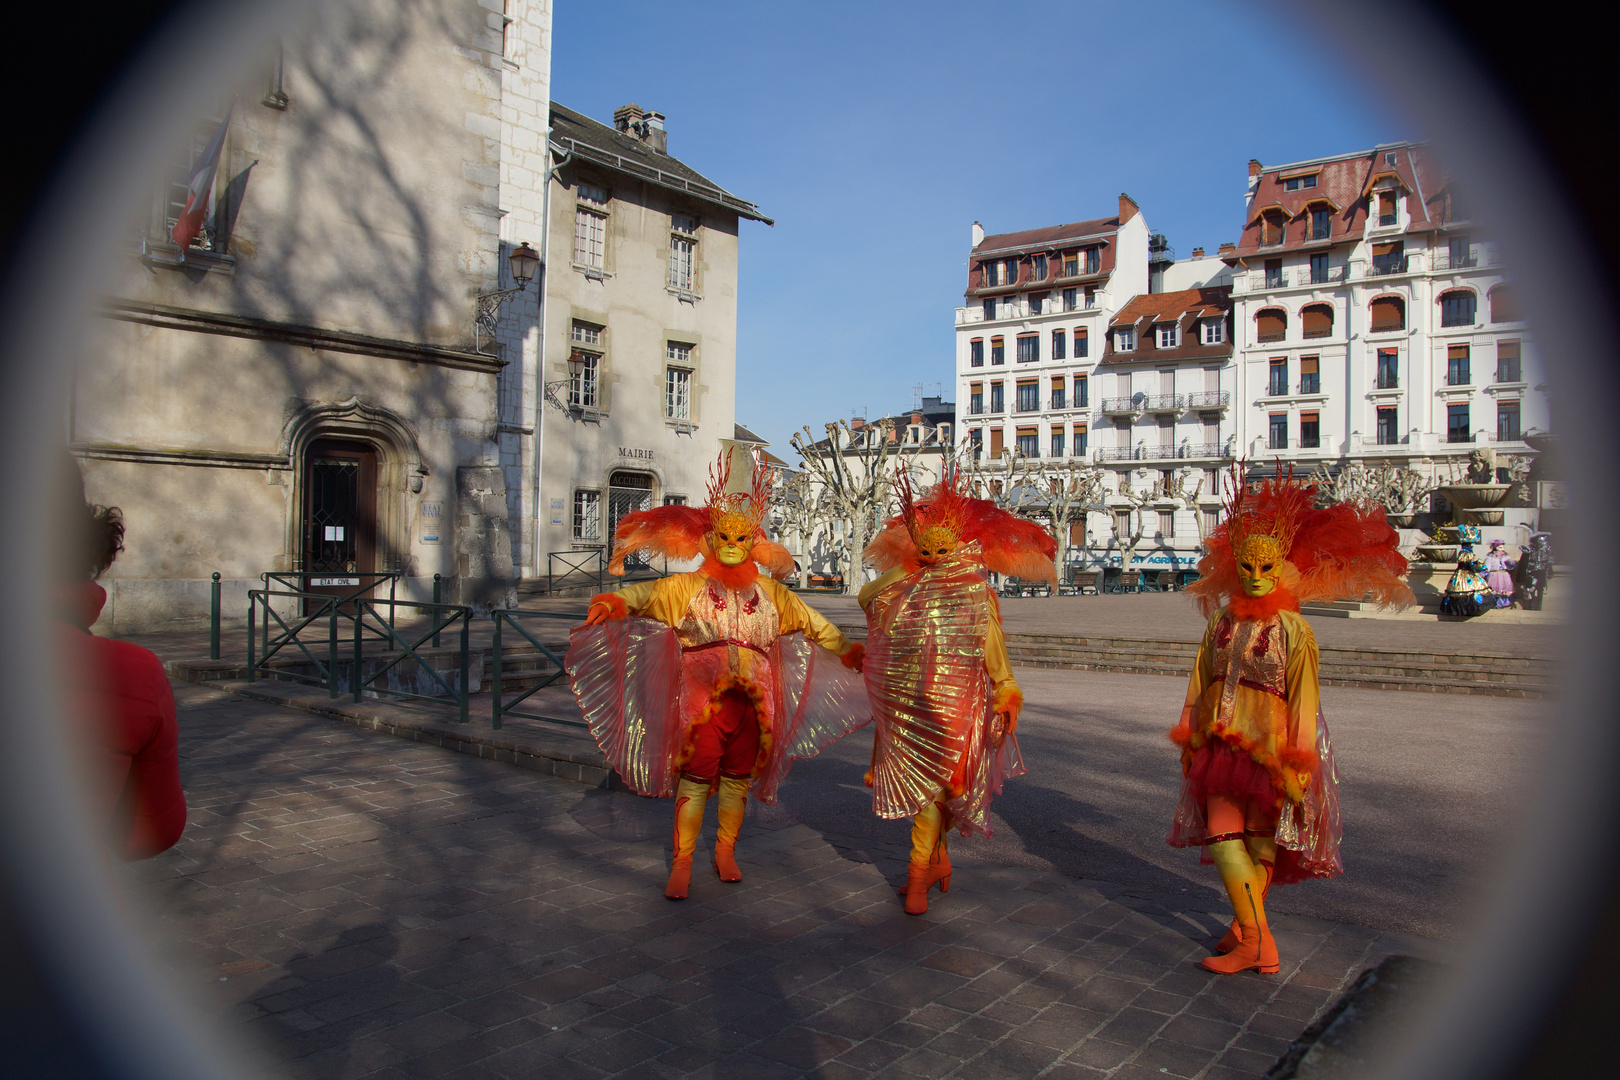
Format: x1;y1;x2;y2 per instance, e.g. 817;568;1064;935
684;689;760;780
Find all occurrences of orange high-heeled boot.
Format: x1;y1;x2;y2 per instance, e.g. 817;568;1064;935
713;775;748;882
901;802;951;915
1216;858;1273;953
1201;842;1278;975
665;775;710;900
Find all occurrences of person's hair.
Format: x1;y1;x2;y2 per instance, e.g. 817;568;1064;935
86;504;124;579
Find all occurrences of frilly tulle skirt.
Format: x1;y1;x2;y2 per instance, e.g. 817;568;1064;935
1167;711;1344;885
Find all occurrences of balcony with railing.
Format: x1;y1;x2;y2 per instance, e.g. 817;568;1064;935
1430;249;1499;272
1186;390;1230;410
1096;445;1139;462
1100;395;1144;417
1368;254;1411;277
1181;441;1233;460
1146;393;1186;414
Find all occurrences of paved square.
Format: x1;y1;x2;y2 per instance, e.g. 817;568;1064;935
126;681;1440;1079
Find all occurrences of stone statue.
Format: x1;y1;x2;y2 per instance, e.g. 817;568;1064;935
1466;447;1497;485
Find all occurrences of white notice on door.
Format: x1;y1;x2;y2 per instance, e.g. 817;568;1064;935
324;525;345;542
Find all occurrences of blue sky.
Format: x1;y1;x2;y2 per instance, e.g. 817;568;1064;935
551;0;1413;458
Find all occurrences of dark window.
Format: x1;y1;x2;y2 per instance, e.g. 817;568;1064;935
1301;304;1333;339
1264;258;1283;289
1370;295;1405;332
1300;356;1320;394
1449;235;1474;268
1256;309;1286;343
1029;293;1044;315
1497;340;1521;383
969;388;983;414
1074;425;1088;456
1447;345;1471;386
1268;414;1288;450
1310;251;1330;282
1447;403;1471;443
1309;208;1331;241
1441;290;1477;327
983;298;996;320
1005;258;1019;283
1378;191;1397;226
991;337;1005;365
1075;375;1088;407
969;429;983;458
1051;381;1066;410
1498;400;1521;442
1052;329;1066;360
1085;247;1099;274
1376;348;1399;389
1062;287;1077;311
1377;406;1399;445
1373;243;1406;275
1016;382;1039;411
1268;358;1288;396
1074;328;1089;357
1299;411;1320;449
1017;335;1039;363
1063;256;1079;277
990;383;1004;411
1016;429;1038;457
969;339;983;367
982;261;998;287
1033;254;1047;280
1051;428;1065;458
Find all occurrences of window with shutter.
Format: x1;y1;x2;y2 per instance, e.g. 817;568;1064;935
1369;295;1405;332
1256;309;1286;343
1301;304;1333;339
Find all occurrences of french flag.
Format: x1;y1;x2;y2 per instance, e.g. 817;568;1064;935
171;107;232;253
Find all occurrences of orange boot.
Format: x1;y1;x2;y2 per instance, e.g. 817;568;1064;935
1216;858;1273;953
665;776;710;900
901;801;951;915
713;775;748;883
1201;841;1278;974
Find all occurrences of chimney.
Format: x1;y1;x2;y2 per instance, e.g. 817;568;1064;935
613;103;645;134
971;221;985;248
643;110;667;154
1217;242;1237;256
850;416;866;431
1118;193;1139;224
1191;247;1205;258
1248;159;1263;179
911;410;923;425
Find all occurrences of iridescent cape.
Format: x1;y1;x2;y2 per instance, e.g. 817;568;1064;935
863;542;1025;838
566;618;871;803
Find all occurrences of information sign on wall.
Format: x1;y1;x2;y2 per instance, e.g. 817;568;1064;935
420;500;443;545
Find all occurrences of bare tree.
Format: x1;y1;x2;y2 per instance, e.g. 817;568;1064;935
1307;460;1438;521
1016;459;1109;583
790;419;919;596
768;469;819;578
1109;467;1205;575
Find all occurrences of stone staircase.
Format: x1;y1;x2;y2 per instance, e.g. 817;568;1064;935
836;625;1549;699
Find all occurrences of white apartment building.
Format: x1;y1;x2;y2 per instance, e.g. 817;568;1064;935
533;103;771;572
1225;143;1545;491
955;196;1151;472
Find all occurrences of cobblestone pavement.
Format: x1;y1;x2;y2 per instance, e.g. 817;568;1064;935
129;682;1442;1080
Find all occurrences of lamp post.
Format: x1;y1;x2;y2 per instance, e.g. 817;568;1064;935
545;351;585;413
473;241;539;354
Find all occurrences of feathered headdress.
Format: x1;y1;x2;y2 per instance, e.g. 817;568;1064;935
606;447;794;579
866;463;1058;584
1187;462;1413;616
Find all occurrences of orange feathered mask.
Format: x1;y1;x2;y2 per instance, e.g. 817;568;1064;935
606;447;794;579
1186;462;1413;616
865;464;1058;584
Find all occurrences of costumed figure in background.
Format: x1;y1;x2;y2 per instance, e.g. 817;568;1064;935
1483;540;1518;609
566;448;868;900
1440;525;1494;617
1515;532;1554;610
1169;465;1411;974
859;465;1057;915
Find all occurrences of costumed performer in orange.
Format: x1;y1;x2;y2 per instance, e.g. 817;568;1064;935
859;465;1057;915
566;447;868;900
1169;464;1410;974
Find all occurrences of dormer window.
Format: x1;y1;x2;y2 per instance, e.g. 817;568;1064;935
1259;209;1288;246
1115;328;1136;352
1202;319;1224;345
1157;323;1179;348
1283;174;1319;192
1308;207;1331;241
1032;254;1048;280
1377;191;1398;226
982;261;999;287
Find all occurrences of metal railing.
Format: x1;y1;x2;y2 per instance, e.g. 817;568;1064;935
548;548;605;592
1430;250;1498;271
247;581;340;696
1100;396;1141;415
1182;442;1232;459
1096;446;1138;461
1146;394;1185;412
349;596;472;722
1186;390;1230;409
1369;255;1410;276
490;610;584;732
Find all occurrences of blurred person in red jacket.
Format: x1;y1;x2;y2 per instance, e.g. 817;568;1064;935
56;471;186;860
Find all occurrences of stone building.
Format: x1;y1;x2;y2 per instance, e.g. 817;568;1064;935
527;102;771;574
73;0;553;632
1225;142;1546;492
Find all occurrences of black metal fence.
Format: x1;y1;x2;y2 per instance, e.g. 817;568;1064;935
489;610;580;731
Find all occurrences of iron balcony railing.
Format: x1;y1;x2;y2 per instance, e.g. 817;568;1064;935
1370;255;1410;276
1100;396;1142;415
1186;390;1230;409
1182;442;1233;459
1430;250;1499;271
1138;443;1181;460
1146;394;1186;412
1306;265;1348;284
1096;446;1139;461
